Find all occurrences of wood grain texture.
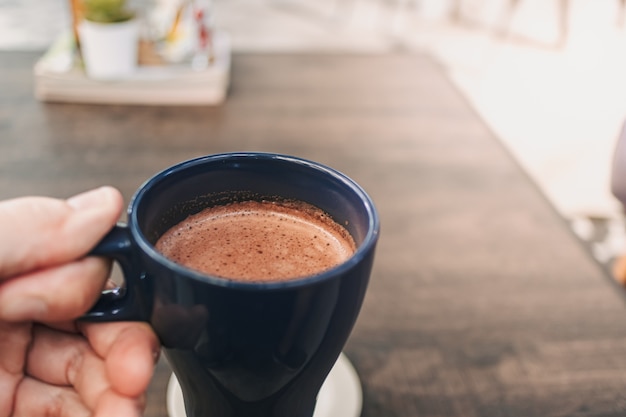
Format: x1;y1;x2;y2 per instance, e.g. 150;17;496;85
2;51;626;417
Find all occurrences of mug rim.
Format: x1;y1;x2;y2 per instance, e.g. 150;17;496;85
127;152;380;290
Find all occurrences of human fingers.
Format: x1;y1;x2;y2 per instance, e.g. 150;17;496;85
0;322;31;417
29;273;120;334
14;378;143;417
13;377;90;417
26;326;110;410
0;256;111;322
25;325;146;417
0;186;123;280
80;321;160;398
0;321;31;377
92;390;145;417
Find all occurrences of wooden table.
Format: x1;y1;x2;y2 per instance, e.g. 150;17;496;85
3;51;626;417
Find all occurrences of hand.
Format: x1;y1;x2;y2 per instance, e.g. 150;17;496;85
0;187;160;417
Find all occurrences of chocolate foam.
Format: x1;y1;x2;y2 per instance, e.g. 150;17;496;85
155;200;356;282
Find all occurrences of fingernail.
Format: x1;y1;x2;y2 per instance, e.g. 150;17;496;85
0;297;47;321
67;187;114;211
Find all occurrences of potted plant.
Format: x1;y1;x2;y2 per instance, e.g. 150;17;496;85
78;0;139;80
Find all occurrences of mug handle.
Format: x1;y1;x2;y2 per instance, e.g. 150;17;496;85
81;224;150;322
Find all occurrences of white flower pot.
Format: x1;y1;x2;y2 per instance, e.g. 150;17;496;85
78;19;139;80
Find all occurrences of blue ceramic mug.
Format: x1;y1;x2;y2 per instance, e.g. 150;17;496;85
86;152;379;417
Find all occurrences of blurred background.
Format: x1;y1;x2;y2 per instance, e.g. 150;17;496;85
4;0;626;270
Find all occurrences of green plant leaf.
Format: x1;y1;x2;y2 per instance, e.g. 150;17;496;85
83;0;135;23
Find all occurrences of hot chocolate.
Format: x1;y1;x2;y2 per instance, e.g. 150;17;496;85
155;200;356;282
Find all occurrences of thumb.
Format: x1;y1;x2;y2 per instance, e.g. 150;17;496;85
0;187;124;280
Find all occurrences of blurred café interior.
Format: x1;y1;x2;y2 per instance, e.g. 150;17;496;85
6;0;626;273
6;0;626;416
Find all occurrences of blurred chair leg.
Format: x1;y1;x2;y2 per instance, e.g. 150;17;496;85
494;0;569;46
494;0;521;38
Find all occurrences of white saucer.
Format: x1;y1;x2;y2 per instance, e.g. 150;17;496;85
166;353;362;417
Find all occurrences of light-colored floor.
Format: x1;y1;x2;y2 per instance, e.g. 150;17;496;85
4;0;626;262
